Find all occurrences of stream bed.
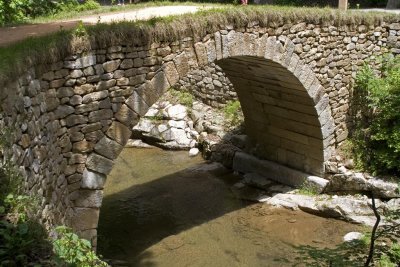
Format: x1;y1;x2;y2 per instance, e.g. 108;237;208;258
97;147;361;266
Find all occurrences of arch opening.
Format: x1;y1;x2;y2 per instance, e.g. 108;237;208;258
217;56;326;175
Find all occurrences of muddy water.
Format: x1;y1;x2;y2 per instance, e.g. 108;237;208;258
98;147;360;266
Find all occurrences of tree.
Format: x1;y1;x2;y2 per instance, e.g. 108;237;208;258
387;0;400;9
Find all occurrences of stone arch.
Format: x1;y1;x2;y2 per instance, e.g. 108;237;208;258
68;34;336;244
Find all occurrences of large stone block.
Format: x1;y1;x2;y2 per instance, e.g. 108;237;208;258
163;61;180;86
88;109;113;123
81;169;106;189
68;207;99;231
173;52;190;77
86;153;114;175
125;91;149;116
232;152;310;186
94;136;123;160
115;104;139;127
106;121;131;145
151;71;170;97
70;189;103;208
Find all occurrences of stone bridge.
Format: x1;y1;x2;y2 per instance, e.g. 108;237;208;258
1;10;399;244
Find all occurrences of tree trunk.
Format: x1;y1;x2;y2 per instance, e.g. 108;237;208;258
387;0;400;9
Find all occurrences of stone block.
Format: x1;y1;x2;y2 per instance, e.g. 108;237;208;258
74;84;95;95
75;102;100;114
82;91;109;104
81;169;106;189
163;61;180;86
70;189;103;208
115;104;139;127
94;136;123;160
125;91;149;116
232;152;310;187
103;60;121;72
86;153;114;175
68;207;99;231
73;140;94;153
173;53;190;77
106;121;131;145
88;109;113;123
151;71;170;97
65;114;88;127
54;105;75;119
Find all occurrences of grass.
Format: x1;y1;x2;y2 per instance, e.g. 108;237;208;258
0;4;399;95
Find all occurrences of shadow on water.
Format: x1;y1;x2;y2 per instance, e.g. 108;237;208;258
97;148;250;266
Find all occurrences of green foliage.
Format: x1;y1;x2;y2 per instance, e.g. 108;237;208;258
170;88;194;107
295;239;368;266
74;21;88;37
352;55;400;176
53;226;108;267
223;100;243;128
0;0;101;25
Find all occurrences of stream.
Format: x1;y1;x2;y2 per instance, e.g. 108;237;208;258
97;147;361;266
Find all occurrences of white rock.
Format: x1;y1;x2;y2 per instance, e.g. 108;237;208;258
125;139;153;148
189;148;199;157
305;176;329;193
343;232;363;242
133;119;154;133
144;107;159;117
170;128;191;146
189;140;197;148
157;124;169;133
166;104;187;120
168;120;186;129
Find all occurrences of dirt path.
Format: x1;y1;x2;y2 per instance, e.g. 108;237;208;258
0;6;205;47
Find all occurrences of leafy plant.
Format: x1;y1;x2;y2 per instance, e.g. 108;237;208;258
352;55;400;176
53;226;108;267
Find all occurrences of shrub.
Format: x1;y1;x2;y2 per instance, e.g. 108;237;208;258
352;55;400;176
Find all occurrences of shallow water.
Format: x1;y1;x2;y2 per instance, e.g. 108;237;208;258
98;147;360;266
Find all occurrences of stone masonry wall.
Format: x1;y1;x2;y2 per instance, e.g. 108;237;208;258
0;19;399;245
175;63;236;108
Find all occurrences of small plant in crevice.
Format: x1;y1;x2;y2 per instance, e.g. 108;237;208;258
223;100;243;128
298;180;320;196
169;88;194;107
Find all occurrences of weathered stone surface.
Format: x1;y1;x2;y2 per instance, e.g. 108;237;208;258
233;152;309;187
69;208;99;231
82;91;109;104
165;104;187;120
103;60;121;72
94;136;123;160
115;104;139;126
125;92;149;116
81;169;106;189
70;189;103;208
106;121;131;145
86;153;114;175
88;109;113;123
